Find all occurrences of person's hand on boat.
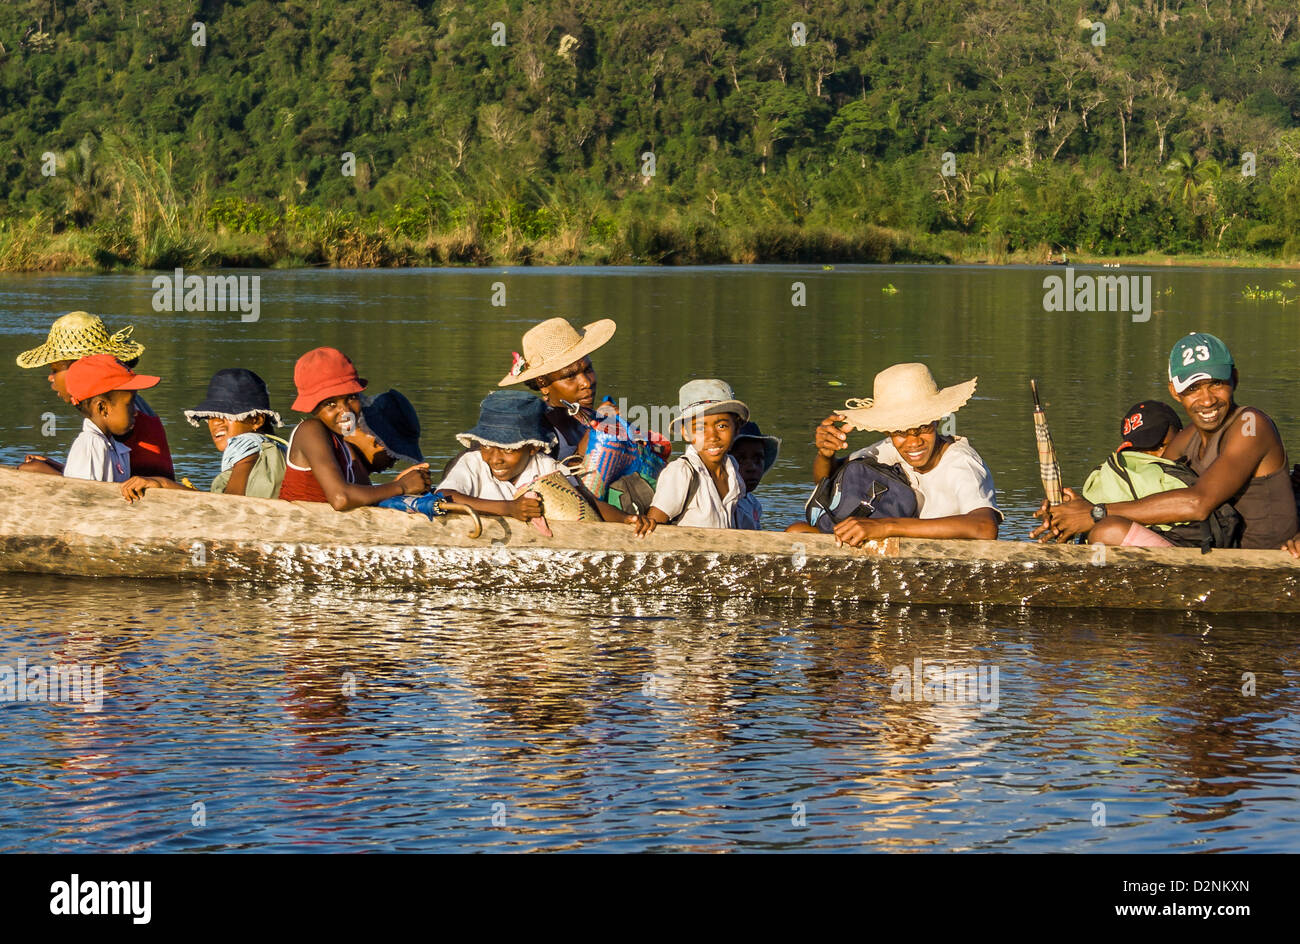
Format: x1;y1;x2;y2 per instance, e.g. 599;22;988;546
507;493;544;522
120;476;163;503
832;516;890;547
1283;532;1300;559
815;414;851;457
1030;488;1092;543
395;463;431;495
624;513;655;537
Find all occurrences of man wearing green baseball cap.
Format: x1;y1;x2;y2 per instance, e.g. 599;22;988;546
1036;332;1297;550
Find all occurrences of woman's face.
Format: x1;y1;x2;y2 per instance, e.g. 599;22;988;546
314;395;362;436
539;358;596;409
206;415;262;452
888;422;939;471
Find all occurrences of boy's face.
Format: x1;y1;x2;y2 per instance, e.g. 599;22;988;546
888;421;939;470
539;357;596;409
92;390;138;437
479;443;538;481
730;439;767;492
206;415;262;452
687;413;738;466
314;394;362;436
48;360;75;403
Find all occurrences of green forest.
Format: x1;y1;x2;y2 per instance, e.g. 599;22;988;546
1;0;1298;269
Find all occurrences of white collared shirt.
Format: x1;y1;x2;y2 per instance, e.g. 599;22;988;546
652;444;745;528
438;450;568;501
850;436;1001;521
64;417;132;483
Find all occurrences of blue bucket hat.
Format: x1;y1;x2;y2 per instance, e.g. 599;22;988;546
184;368;281;428
733;421;781;474
456;390;557;452
362;389;423;464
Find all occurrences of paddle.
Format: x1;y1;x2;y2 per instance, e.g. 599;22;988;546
1030;379;1064;506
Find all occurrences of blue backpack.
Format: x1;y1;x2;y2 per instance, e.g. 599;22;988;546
805;457;918;533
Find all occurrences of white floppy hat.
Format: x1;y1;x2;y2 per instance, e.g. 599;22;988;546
836;363;976;432
499;317;616;386
671;378;750;432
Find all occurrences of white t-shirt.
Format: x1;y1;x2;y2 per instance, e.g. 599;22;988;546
651;445;745;528
438;450;567;501
851;436;1001;521
63;418;132;483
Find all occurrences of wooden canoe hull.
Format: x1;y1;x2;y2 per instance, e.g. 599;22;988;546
1;469;1297;612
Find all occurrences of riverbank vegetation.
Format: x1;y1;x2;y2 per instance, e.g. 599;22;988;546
1;1;1298;270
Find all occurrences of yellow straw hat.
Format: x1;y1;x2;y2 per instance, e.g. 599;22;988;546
16;311;145;369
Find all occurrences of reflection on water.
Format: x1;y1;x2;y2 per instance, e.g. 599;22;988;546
2;575;1296;852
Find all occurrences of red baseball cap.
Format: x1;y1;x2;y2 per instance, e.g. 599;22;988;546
291;347;367;412
66;354;160;405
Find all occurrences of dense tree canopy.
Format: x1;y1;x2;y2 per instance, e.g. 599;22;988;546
1;0;1297;267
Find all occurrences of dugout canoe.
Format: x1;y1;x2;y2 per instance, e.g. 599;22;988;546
1;468;1297;613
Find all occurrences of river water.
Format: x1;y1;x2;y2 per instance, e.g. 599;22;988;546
1;265;1298;851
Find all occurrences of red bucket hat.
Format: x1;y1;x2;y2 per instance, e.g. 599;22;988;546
66;354;160;405
291;347;367;412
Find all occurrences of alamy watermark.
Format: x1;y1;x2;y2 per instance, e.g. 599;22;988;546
151;267;260;322
1;659;106;711
890;658;999;711
1042;268;1151;323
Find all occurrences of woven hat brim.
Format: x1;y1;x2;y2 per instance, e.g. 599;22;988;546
498;319;616;386
837;377;977;432
16;334;144;369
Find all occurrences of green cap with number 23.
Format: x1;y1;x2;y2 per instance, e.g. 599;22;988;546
1168;332;1234;394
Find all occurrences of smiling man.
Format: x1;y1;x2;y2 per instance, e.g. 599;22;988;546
1038;333;1297;549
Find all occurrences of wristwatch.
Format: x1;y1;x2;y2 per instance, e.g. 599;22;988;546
1090;503;1107;523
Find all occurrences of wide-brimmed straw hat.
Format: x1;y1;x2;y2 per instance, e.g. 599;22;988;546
499;317;616;386
836;363;976;433
671;379;750;432
184;368;282;428
733;421;781;473
457;390;558;452
16;311;145;369
291;347;367;413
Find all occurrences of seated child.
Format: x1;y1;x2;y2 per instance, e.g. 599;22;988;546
1081;400;1240;548
16;311;174;479
62;355;161;483
649;380;748;528
121;368;287;502
729;421;781;530
438;390;654;535
279;347;430;509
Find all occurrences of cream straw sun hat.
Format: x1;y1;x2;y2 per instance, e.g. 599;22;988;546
499;317;616;386
16;311;145;369
836;363;977;433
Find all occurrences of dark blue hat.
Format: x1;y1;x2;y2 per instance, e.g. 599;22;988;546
457;390;557;452
362;389;424;464
732;421;781;473
185;368;281;428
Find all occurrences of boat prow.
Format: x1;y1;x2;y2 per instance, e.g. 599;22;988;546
1;468;1296;612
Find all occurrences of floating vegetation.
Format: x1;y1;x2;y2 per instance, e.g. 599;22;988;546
882;283;898;295
1242;285;1299;304
1281;279;1296;289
